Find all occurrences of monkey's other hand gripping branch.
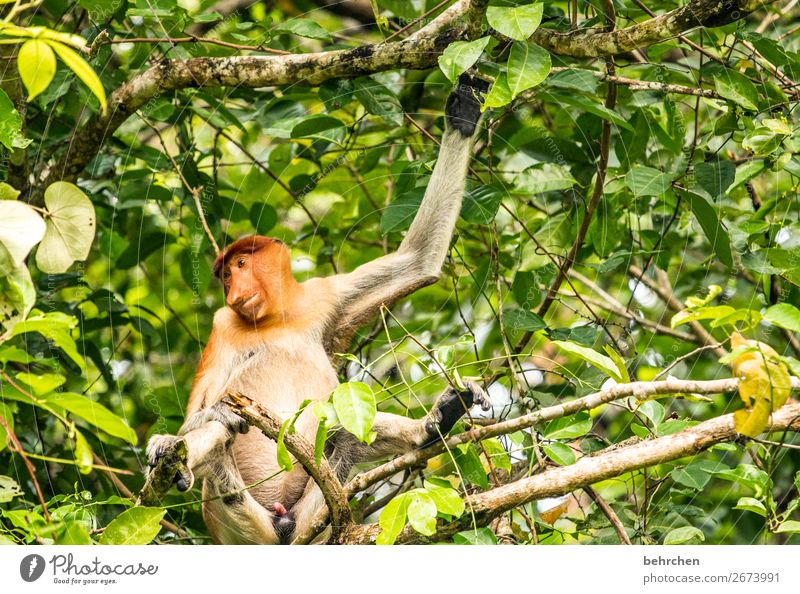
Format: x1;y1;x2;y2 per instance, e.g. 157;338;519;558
139;403;248;506
422;381;491;448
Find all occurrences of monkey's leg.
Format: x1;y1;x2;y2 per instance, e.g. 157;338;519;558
200;455;286;545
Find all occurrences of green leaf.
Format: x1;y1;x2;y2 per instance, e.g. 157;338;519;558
483;73;513;108
290;115;346;143
377;493;410;545
0;402;14;453
671;305;735;328
406;491;437;536
273;18;332;42
10;312;85;370
425;485;465;517
56;522;91;545
46;41;107;114
454;444;489;489
663;526;705;544
543;442;576;466
98;507;165;545
516;163;577;193
714;70;759;111
551;340;623;381
603;345;630;384
543;412;592;440
73;429;94;474
461;184;502;224
0;475;23;503
676;188;733;268
694;161;735;198
17;39;56;102
0;182;20;200
0;88;31;149
353;77;403;127
504;309;547;332
480;438;512;473
486;3;543;40
0;200;46;266
276;418;294;472
637;400;665;427
507;41;551;97
453;527;498;544
512;270;539;309
671;463;711;490
36;181;96;274
331;381;376;444
625;166;672;197
775;520;800;533
734;496;767;517
437;37;490;83
43;392;137;444
381;189;423;234
764;303;800;332
15;372;66;396
249;203;277;235
547;92;633;131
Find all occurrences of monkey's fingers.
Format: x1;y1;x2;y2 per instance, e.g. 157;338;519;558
461;380;492;412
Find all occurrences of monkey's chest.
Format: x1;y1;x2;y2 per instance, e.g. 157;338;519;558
222;335;339;416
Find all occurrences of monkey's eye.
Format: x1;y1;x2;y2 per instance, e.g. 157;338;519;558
237;258;246;268
223;269;231;280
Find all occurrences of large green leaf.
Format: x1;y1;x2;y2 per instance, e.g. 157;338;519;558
486;3;543;40
437;37;490;83
625;166;672;197
43;392;137;444
0;89;31;149
714;70;759;111
99;507;165;545
376;493;410;545
36;182;96;274
676;188;733;268
551;340;623;381
331;381;376;444
0;201;46;265
507;41;551;97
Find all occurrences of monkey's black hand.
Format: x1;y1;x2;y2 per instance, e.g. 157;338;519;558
180;401;250;436
146;434;194;492
422;380;491;447
445;73;490;137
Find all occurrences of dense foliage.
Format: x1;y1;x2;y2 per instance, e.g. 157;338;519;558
1;0;799;545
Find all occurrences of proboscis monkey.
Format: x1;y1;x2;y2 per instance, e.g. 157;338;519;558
146;75;490;544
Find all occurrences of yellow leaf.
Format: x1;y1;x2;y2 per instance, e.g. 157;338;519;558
45;40;107;115
728;332;792;437
17;39;56;102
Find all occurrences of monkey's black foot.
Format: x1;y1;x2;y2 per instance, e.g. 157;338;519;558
445;73;490;137
180;402;250;436
422;380;492;446
146;434;194;492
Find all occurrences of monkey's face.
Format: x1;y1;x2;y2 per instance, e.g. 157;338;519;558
221;243;293;324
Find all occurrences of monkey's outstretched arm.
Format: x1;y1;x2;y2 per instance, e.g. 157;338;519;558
327;76;487;349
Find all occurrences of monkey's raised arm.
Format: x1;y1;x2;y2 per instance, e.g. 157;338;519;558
327;76;487;350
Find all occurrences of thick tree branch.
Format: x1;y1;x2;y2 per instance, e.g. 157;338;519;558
340;398;800;544
222;392;353;541
533;0;778;57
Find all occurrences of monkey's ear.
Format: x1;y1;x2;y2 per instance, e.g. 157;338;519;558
445;73;489;137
